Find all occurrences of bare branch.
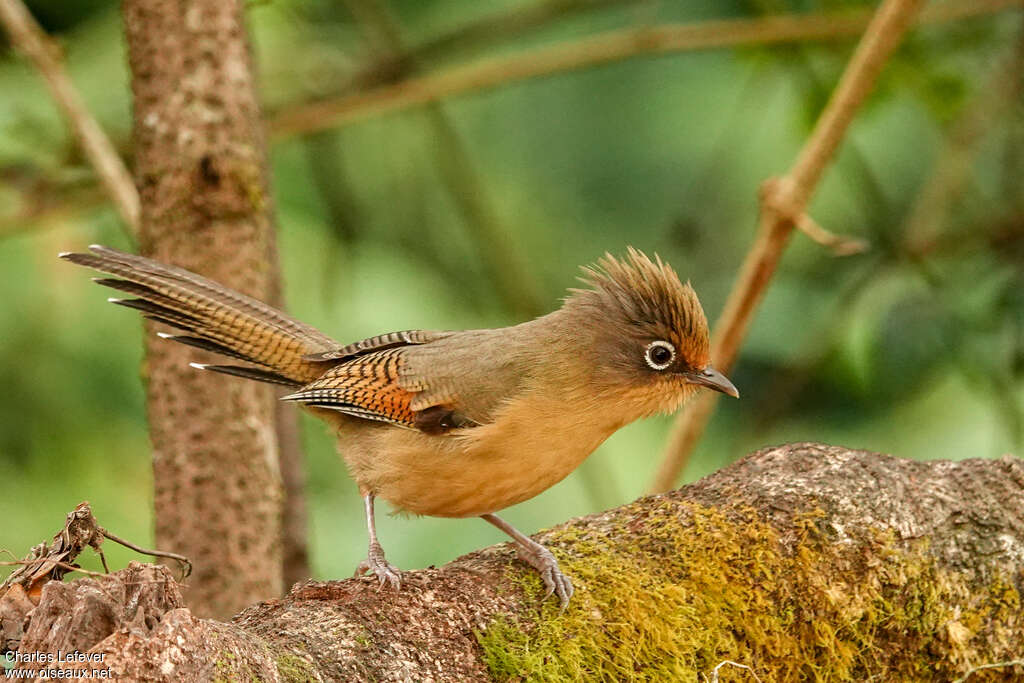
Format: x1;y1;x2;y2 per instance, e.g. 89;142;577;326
268;0;1020;139
760;178;870;255
0;0;140;235
651;0;929;492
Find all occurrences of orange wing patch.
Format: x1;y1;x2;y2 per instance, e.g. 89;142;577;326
282;349;417;428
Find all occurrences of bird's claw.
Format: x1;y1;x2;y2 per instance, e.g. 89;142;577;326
354;541;401;590
517;544;573;609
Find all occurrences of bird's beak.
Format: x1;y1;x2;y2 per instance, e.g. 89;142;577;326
686;366;739;398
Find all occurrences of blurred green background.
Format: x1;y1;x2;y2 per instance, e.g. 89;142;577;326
1;0;1021;585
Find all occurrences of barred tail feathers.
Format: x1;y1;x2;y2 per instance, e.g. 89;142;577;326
60;245;338;386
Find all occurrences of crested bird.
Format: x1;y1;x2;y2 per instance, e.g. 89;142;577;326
60;245;738;606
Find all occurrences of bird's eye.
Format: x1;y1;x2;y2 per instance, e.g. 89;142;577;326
644;340;676;370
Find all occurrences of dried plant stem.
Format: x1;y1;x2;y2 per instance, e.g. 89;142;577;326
99;527;192;579
268;0;1018;139
0;0;140;235
0;502;192;598
650;0;929;493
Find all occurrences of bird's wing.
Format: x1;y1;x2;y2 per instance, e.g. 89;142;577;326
396;328;529;426
284;328;528;433
303;330;451;362
287;329;460;431
282;347;478;433
283;349;415;427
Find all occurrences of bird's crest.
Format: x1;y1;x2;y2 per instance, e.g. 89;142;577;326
568;247;710;364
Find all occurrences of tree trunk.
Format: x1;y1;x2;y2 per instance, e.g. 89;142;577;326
275;400;311;590
122;0;287;618
7;443;1024;681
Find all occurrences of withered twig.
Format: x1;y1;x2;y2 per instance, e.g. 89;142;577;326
0;502;192;600
99;527;193;579
0;502;105;595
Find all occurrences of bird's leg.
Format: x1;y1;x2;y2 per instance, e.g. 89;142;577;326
481;513;573;607
354;493;401;590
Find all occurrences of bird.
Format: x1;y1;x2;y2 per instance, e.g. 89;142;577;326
60;245;738;606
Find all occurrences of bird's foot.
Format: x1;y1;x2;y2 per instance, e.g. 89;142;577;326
516;543;574;608
354;541;401;590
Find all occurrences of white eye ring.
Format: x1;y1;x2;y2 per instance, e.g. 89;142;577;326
644;340;676;370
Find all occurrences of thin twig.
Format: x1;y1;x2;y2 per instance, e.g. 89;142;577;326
0;503;192;602
758;177;871;255
792;209;870;256
100;527;193;579
97;546;111;574
0;0;140;235
268;0;1020;139
650;0;929;492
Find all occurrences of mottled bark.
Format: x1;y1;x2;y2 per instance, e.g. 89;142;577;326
7;444;1024;681
122;0;286;618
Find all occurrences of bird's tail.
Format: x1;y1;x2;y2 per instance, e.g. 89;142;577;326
60;245;338;387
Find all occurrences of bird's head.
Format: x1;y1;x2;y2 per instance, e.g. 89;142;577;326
563;247;738;418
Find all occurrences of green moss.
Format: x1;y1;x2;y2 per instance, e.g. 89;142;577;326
211;650;237;683
275;653;318;683
353;629;373;648
476;503;1021;682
